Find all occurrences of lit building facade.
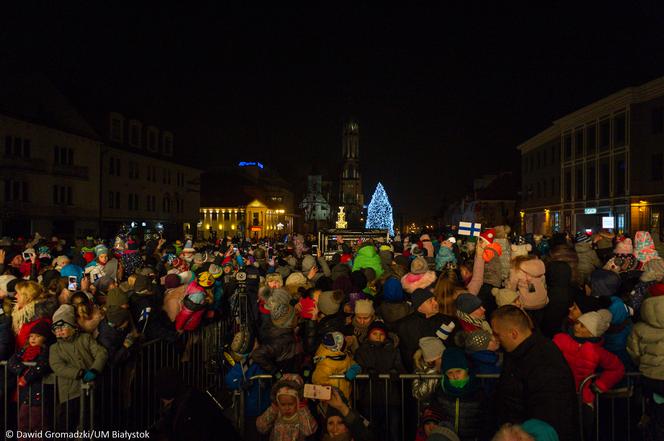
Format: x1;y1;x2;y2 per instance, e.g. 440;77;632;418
519;76;664;237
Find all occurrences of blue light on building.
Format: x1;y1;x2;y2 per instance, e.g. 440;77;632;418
238;161;264;169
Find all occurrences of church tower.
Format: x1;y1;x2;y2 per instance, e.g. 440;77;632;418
340;120;363;227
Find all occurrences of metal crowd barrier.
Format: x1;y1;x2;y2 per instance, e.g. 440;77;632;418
1;318;229;439
578;371;644;441
235;371;646;441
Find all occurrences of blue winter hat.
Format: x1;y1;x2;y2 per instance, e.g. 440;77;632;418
442;347;468;373
382;277;404;302
589;269;621;297
455;293;483;314
94;244;109;257
60;264;84;283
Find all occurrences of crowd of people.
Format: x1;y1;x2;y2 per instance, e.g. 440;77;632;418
0;225;663;441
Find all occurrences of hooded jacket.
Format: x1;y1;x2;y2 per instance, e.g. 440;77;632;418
627;295;664;380
312;344;355;400
411;349;440;403
553;332;625;404
354;337;405;407
575;242;601;285
508;259;549;310
352;244;384;279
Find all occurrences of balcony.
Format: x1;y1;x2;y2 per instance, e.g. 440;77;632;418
52;164;90;180
0;157;48;173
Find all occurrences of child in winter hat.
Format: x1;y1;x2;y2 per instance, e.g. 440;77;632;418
49;304;108;413
412;336;446;405
256;374;318;440
312;331;359;401
554;309;624;407
457;329;502;376
455;293;491;333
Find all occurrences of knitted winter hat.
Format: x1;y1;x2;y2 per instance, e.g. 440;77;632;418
318;290;344;315
589;269;621;297
270;303;296;329
461;330;492;353
442;347;468;373
52;304;77;329
614;238;633;254
264;288;292;311
382;277;405;302
575;232;592;244
634;231;659;264
322;331;345;353
106;307;131;326
285;271;308;287
578;309;613;337
354;299;374;316
411;288;434;311
419;336;445;362
455;293;482;314
410;256;429;275
641;257;664;283
94;244;109;257
367;320;388;338
491;287;520;307
480;228;496;244
301;255;317;274
29;320;54;343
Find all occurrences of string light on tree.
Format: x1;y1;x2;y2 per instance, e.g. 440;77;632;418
365;182;394;236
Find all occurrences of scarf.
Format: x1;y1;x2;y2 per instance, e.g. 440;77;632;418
351;317;369;342
441;374;479;398
22;345;42;362
12;301;37;333
455;310;492;332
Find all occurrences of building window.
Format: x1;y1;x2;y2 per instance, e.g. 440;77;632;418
115;192;120;209
586;164;596;199
564;169;571;201
599;159;610;198
146;165;157;182
4;180;28;202
252;212;260;226
536;181;541;198
652;153;663;181
576;168;583;200
147;127;158;152
108;191;114;209
614;155;626;196
163;196;171;213
129;161;140;179
551;144;557;165
129;121;141;147
551;177;556;197
128;193;139;211
54;146;74;165
537;151;541;169
3;136;31;158
599;119;610;151
614;113;626;147
651;107;663;134
109;157;122;176
563;134;572;161
575;130;583;158
586;124;596;155
163;133;173;156
224;212;230;221
110;115;123;142
542;180;547;198
53;185;72;205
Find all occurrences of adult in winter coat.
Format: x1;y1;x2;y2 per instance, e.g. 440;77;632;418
541;261;575;339
376;277;412;330
394;289;456;372
574;234;601;286
12;281;55;348
491;305;578;441
354;321;405;441
352;243;384;280
627;283;664;440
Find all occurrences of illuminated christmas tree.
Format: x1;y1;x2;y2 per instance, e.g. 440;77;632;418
365;182;394;236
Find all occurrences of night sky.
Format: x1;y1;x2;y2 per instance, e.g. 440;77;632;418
3;3;664;221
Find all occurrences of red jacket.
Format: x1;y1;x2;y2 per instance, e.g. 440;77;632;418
553;333;625;404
